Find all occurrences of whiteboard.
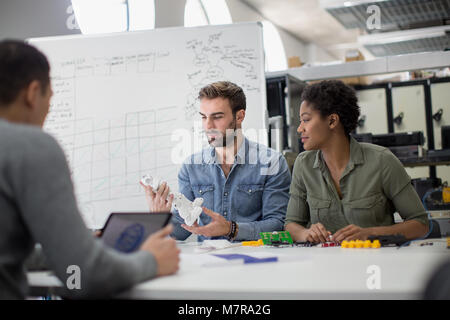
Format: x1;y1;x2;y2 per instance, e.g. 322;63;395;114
29;23;267;229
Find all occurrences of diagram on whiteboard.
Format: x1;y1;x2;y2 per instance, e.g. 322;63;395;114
51;50;172;79
184;31;260;120
46;107;180;227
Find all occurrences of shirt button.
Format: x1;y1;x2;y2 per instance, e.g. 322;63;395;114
224;192;228;196
199;190;203;194
224;211;227;216
248;189;252;193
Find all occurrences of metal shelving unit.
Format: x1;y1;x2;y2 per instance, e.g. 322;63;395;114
266;51;450;81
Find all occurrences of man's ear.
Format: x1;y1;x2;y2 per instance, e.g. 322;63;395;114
328;113;340;129
235;109;245;124
24;80;41;110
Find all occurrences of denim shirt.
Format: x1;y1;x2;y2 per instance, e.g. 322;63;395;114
171;137;291;241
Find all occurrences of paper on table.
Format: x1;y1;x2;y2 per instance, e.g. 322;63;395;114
194;240;242;253
180;252;311;268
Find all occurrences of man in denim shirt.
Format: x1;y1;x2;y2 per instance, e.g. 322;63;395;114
143;81;291;241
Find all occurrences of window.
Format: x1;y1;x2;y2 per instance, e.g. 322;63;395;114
128;0;155;31
184;0;232;27
71;0;155;34
261;21;287;72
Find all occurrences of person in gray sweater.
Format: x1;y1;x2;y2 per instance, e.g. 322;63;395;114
0;40;180;299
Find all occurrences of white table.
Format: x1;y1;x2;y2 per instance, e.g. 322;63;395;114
28;240;449;300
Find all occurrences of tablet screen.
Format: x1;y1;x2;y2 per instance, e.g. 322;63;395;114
101;212;171;253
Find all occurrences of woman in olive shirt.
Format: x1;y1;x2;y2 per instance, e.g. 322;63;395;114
285;80;429;244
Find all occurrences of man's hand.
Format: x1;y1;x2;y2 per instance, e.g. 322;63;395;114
302;222;331;243
139;224;180;277
181;207;231;237
140;181;174;212
333;224;372;242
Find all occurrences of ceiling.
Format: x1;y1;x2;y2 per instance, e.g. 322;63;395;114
240;0;450;61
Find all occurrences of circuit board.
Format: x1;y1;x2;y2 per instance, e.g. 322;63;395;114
259;231;293;246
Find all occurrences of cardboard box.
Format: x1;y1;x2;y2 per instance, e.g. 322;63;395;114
308;76;370;86
340;50;369;85
345;49;365;62
305;50;371;86
339;76;370;85
288;56;303;68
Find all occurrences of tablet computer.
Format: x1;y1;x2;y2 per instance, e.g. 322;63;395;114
101;212;172;253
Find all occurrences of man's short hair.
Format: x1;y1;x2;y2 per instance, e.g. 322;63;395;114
0;40;50;107
198;81;246;114
300;80;360;136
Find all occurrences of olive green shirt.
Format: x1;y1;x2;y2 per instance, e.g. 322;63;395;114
285;137;428;233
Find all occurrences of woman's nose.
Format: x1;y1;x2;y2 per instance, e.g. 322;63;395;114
297;122;303;134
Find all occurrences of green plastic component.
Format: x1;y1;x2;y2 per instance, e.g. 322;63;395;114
259;231;293;245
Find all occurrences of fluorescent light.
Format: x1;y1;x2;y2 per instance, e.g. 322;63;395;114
358;25;449;45
320;0;389;9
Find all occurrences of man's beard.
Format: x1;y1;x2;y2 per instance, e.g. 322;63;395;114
206;119;237;148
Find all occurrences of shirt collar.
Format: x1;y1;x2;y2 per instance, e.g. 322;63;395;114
203;136;248;165
204;145;215;164
313;136;364;169
313;150;321;169
349;136;364;165
235;136;248;163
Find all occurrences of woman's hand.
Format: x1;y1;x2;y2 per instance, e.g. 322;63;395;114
302;222;331;243
333;224;372;242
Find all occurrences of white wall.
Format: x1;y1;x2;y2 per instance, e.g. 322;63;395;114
306;43;338;63
226;0;303;63
226;0;336;64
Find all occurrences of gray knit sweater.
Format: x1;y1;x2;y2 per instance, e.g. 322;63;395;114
0;119;157;299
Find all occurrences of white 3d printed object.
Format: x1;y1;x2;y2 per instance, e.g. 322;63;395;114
173;193;204;226
140;174;204;226
140;174;163;191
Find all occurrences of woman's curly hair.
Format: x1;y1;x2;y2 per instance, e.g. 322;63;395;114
300;80;360;136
